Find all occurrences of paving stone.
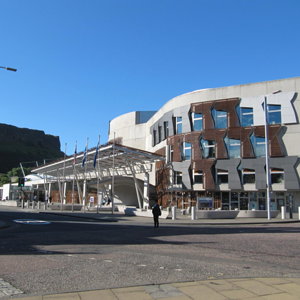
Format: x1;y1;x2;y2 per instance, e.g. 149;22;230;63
0;277;23;297
248;293;300;300
205;279;241;291
255;278;292;285
274;282;300;296
112;291;153;300
43;292;80;300
233;279;282;296
179;284;227;300
145;284;184;298
220;288;256;299
79;289;118;300
112;286;145;293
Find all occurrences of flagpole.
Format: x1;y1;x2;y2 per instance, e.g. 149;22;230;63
83;138;89;213
96;135;100;214
61;143;67;211
112;132;115;214
72;141;77;213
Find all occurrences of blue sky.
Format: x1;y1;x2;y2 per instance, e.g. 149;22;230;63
1;0;299;155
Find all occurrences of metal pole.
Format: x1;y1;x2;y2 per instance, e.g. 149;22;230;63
111;133;115;214
264;96;271;220
62;143;67;207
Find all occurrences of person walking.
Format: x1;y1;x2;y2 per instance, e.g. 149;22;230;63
152;200;161;228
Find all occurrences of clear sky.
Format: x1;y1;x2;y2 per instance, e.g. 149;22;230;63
1;0;299;155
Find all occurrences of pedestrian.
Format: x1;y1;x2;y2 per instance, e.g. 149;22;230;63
152;200;161;228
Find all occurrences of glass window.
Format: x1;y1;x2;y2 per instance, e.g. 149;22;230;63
225;137;241;158
216;169;228;184
200;138;215;158
212;108;227;129
242;168;255;184
268;104;281;124
271;168;284;184
181;142;192;160
250;134;266;157
174;171;182;185
176;117;182;134
192;113;203;131
240;107;253;127
163;121;169;139
231;192;239;210
193;170;203;184
153;130;157;145
158;126;162;143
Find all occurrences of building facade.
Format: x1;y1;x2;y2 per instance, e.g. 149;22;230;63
109;77;300;212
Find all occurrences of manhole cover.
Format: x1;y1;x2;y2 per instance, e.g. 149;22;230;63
13;219;51;225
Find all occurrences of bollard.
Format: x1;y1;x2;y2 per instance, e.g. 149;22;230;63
281;206;286;220
298;207;300;220
37;201;40;210
171;206;176;220
21;199;24;209
191;206;196;220
32;201;35;210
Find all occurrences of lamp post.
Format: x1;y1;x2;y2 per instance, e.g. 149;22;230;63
0;66;17;72
264;96;271;220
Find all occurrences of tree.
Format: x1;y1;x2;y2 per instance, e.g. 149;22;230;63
0;167;31;187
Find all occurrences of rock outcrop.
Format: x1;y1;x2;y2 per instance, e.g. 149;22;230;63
0;123;64;173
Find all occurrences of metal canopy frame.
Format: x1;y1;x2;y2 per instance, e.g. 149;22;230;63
32;143;164;210
32;143;164;180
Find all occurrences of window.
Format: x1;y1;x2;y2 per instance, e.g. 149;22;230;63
271;168;284;184
242;168;255;184
173;171;182;185
240;107;253;127
225;137;241;158
250;134;266;157
175;117;182;134
192;112;203;131
268;104;281;124
200;138;215;158
216;169;228;184
181;142;192;160
153;130;157;146
231;192;239;210
158;126;162;143
193;170;203;184
212;108;227;129
163;121;169;139
168;145;174;162
240;192;249;210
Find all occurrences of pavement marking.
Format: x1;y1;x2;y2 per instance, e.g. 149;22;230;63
13;219;51;225
104;259;112;263
0;278;23;297
137;264;147;267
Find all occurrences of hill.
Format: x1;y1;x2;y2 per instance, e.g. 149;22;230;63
0;123;64;173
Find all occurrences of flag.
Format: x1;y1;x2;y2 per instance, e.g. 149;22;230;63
82;145;87;167
93;139;100;168
82;138;89;168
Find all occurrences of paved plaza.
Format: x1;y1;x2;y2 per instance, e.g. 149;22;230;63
0;207;300;299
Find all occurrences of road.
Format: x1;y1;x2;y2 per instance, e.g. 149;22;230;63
0;207;300;298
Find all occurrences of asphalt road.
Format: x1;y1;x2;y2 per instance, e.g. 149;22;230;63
0;207;300;298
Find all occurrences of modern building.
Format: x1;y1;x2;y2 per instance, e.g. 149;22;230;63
109;76;300;214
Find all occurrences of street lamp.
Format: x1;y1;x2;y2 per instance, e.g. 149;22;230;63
0;66;17;72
